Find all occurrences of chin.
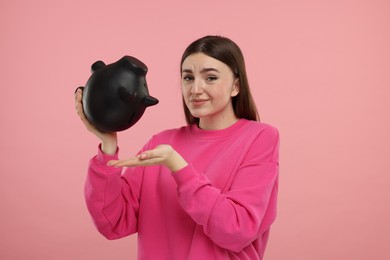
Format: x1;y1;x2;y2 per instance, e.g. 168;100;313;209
189;111;209;119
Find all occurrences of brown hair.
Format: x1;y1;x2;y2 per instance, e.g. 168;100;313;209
180;35;260;125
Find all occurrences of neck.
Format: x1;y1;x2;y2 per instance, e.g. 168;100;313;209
198;115;239;130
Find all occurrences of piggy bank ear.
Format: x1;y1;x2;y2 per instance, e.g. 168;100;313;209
91;60;106;73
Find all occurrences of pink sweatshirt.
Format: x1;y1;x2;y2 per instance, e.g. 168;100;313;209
85;119;279;259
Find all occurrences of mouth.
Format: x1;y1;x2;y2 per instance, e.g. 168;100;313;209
127;112;135;124
190;99;209;105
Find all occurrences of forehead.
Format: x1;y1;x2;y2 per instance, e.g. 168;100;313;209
181;53;228;71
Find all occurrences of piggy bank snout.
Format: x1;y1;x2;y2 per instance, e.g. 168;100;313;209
118;86;159;107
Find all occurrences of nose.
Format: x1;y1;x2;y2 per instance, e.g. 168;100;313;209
191;79;203;94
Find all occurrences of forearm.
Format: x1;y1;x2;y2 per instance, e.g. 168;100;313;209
100;133;118;155
85;162;124;239
166;150;188;172
101;140;118;155
172;163;279;252
84;146;139;239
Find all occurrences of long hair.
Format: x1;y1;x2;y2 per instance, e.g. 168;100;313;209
180;35;260;125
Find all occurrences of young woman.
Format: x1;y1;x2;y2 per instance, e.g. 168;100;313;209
75;35;279;260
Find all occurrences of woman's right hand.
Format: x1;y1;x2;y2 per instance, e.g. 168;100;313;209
75;87;118;155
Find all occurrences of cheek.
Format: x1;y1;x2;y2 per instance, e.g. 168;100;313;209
180;83;185;93
181;87;191;106
181;85;188;97
215;85;234;100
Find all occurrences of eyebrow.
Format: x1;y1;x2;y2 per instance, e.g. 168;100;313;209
181;68;220;74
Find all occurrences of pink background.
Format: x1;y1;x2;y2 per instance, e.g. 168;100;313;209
1;0;389;259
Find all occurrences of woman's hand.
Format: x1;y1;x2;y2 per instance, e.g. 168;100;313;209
108;144;188;172
74;87;118;155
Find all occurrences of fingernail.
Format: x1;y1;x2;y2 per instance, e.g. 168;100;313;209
139;153;147;159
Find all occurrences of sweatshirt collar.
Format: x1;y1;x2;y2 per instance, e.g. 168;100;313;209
188;118;249;140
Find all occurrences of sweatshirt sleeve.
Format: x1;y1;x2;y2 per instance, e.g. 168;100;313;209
84;144;144;240
172;126;280;252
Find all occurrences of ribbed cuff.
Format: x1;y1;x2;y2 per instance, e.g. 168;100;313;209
90;144;121;175
172;163;199;187
96;143;119;161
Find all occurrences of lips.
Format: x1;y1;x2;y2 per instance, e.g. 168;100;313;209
190;99;208;106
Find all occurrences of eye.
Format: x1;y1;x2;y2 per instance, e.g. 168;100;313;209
206;75;218;82
182;75;194;81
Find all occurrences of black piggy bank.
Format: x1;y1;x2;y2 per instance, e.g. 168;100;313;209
79;56;159;132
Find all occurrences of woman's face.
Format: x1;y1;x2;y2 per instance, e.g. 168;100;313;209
181;53;239;128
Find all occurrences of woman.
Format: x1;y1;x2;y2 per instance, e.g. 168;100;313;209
75;35;279;259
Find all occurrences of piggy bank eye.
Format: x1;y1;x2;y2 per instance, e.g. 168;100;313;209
118;86;136;102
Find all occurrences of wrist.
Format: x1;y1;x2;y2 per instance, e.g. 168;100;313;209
101;141;118;155
167;151;188;173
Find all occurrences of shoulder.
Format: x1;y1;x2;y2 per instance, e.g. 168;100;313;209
243;120;279;140
242;120;280;162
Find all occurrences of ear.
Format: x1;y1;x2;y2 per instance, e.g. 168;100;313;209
91;60;106;73
231;78;240;97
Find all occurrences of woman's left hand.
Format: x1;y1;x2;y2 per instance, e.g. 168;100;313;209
108;144;188;173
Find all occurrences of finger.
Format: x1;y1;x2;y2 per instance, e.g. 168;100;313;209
75;90;83;111
75;88;82;100
75;98;95;131
108;157;163;167
74;90;87;120
137;147;166;160
74;90;79;108
108;157;141;167
137;152;149;160
74;86;84;94
75;101;86;121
